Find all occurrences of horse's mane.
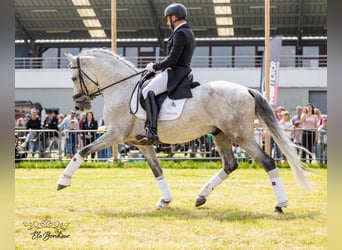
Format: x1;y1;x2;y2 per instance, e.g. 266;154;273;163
79;48;138;72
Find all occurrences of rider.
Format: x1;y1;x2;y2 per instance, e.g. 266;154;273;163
136;3;196;145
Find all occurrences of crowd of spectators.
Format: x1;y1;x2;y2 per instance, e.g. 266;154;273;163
15;108;99;159
253;103;327;164
15;103;327;164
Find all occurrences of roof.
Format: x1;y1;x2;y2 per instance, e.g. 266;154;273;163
15;0;327;46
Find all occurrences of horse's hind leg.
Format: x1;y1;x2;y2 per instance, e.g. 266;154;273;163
241;141;288;213
196;132;237;207
137;145;172;209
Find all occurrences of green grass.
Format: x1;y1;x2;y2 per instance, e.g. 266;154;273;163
15;167;326;250
14;159;327;169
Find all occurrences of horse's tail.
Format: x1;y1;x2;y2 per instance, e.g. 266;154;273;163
248;88;311;190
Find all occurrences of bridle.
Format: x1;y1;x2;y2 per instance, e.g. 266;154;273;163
71;56;144;100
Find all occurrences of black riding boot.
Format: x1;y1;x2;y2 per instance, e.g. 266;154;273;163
136;91;159;145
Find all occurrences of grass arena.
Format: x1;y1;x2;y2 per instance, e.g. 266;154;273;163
15;162;326;249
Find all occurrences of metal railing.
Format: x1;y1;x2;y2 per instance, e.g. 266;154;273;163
15;55;327;69
15;128;327;164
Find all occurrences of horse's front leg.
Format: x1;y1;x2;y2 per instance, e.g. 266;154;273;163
57;132;117;190
137;145;172;209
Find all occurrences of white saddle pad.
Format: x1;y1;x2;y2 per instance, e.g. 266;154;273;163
130;86;186;121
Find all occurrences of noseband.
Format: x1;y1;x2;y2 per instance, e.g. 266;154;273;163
71;56;145;100
71;57;100;100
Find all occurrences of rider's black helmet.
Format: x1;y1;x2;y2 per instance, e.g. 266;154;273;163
164;3;187;19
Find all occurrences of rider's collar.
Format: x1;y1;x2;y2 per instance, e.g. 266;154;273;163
173;21;187;32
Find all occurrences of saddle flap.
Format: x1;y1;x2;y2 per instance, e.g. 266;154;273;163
130;87;187;121
129;71;192;120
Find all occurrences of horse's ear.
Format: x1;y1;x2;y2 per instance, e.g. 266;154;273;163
65;53;76;63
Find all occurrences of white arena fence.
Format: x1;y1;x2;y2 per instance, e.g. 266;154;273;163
15;128;327;164
15;55;327;69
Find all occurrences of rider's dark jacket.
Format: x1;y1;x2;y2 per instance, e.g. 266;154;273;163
153;22;196;99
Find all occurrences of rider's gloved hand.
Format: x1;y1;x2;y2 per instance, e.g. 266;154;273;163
145;62;155;72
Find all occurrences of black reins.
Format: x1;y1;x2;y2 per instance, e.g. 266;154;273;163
71;56;145;100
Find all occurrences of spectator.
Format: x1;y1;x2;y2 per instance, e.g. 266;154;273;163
24;113;31;126
39;110;59;153
232;142;243;163
58;109;79;156
78;112;86;129
58;109;79;131
15;133;27;162
291;105;303;155
198;134;212;158
65;120;81;159
279;111;293;141
57;113;66;153
58;113;65;124
272;106;285;162
75;113;82;124
16;117;26;138
291;105;303;125
314;108;323;126
317;117;328;164
301;103;318;163
279;110;292;162
81;111;98;159
20;108;41;155
292;120;303;155
98;117;105;127
314;107;323;161
15;117;25;128
254;119;265;150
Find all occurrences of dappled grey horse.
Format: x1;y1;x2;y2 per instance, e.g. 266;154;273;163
57;48;310;213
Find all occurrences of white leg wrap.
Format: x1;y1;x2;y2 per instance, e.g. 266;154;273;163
62;153;84;177
57;153;84;187
157;178;172;202
198;169;228;198
268;168;288;207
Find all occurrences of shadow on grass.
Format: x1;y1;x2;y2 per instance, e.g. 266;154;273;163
97;206;321;223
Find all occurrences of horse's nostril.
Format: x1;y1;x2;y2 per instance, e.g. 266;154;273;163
74;106;80;110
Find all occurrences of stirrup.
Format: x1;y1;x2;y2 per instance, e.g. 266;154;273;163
135;128;159;145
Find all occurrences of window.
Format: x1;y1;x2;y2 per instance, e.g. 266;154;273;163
303;46;319;67
42;48;58;68
234;46;255;67
212;46;232;67
280;46;296;67
116;47;123;56
309;90;327;114
138;47;155;68
192;46;209;67
125;47;138;66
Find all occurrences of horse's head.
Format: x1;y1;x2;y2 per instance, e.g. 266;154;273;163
65;52;99;112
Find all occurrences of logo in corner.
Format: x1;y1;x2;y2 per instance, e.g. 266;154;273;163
23;216;71;241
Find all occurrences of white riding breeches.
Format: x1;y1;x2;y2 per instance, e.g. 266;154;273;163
142;70;168;98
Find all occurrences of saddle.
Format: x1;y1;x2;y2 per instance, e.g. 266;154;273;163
130;71;200;114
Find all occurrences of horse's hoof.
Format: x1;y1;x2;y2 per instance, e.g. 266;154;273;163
56;174;71;191
56;184;68;191
156;198;171;209
195;196;206;207
274;206;284;214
